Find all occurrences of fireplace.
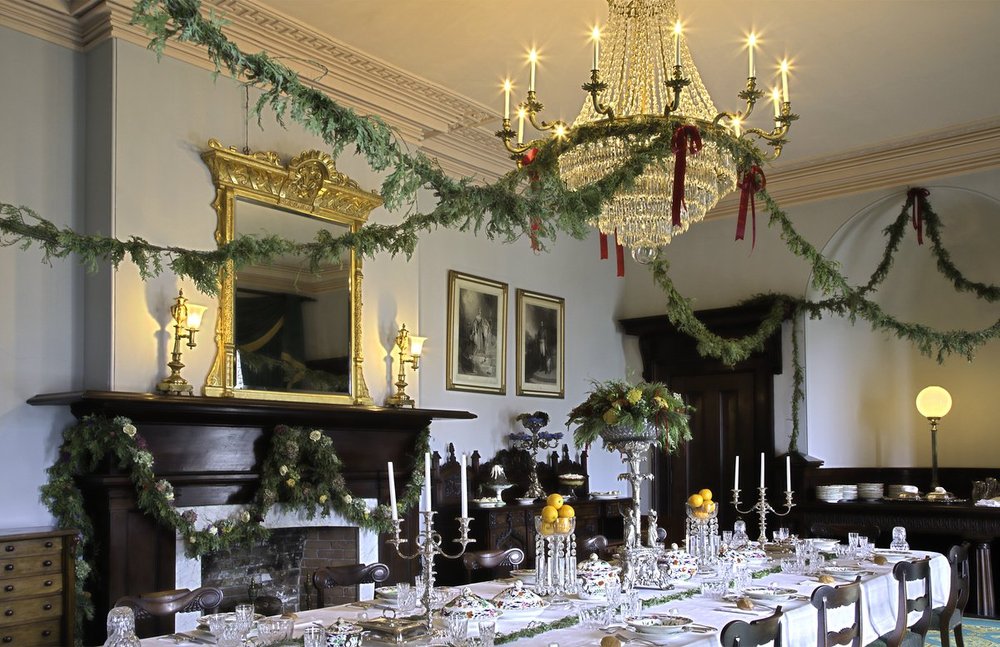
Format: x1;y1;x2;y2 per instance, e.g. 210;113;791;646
28;390;474;642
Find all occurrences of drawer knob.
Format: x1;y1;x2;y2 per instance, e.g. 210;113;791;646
4;609;13;617
2;546;11;553
42;603;52;611
2;565;11;572
2;636;11;643
43;580;53;587
2;586;11;593
42;560;52;568
44;542;53;548
41;630;51;637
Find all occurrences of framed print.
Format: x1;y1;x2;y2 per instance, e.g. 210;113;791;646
446;271;508;394
516;289;565;398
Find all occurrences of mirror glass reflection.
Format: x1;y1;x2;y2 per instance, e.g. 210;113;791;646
234;199;351;395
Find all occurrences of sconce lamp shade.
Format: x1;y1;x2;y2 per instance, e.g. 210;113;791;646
916;386;952;419
408;335;427;358
186;304;208;331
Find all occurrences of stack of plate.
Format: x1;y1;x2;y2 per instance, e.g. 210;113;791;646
857;483;885;500
816;485;844;502
839;484;858;501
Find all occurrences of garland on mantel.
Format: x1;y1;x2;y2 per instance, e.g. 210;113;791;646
0;6;994;442
40;415;429;629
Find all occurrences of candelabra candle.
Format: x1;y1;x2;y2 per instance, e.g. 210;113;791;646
387;512;475;633
731;485;795;544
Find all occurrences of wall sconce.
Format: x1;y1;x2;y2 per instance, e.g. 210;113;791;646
915;385;952;489
156;289;208;395
385;324;426;408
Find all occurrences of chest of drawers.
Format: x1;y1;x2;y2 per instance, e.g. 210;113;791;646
0;528;76;646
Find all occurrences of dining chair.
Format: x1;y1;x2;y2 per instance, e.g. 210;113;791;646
114;586;224;621
312;562;390;607
930;543;970;647
868;558;933;647
810;576;862;647
719;606;784;646
461;547;525;583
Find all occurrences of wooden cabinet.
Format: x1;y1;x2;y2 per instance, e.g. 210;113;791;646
0;528;76;646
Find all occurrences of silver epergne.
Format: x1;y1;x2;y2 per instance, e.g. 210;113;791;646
386;512;474;633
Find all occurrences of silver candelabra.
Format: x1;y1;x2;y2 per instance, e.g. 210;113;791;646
510;415;561;500
731;486;795;544
387;511;474;633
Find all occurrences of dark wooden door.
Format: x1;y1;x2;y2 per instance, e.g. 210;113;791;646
656;372;755;543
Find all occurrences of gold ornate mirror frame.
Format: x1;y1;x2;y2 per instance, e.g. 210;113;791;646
201;138;382;404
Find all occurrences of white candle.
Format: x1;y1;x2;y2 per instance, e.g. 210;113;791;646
673;21;682;67
786;455;792;492
772;88;781;119
759;453;765;489
592;27;601;70
387;461;398;521
528;49;538;92
734;455;740;489
517;108;525;145
460;453;469;518
748;33;756;78
424;452;432;513
780;60;789;102
502;79;511;121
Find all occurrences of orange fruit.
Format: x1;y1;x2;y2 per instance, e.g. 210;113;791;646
541;505;559;523
558;504;575;519
687;494;704;508
699;488;713;502
546;493;564;509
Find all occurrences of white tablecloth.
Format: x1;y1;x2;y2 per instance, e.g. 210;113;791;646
142;550;949;646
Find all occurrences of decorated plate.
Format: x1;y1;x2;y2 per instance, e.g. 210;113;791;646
590;491;621;500
873;549;912;563
374;586;399;600
515;497;538;505
472;498;505;508
743;586;797;601
821;565;866;580
626;614;693;636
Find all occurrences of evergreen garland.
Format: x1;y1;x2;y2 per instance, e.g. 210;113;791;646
40;415;429;633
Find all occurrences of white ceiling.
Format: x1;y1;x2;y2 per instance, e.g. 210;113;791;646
259;0;1000;168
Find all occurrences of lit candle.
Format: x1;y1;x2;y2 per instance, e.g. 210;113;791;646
759;452;765;489
502;79;512;121
734;455;740;489
591;26;601;70
732;116;742;138
517;108;525;145
673;21;682;67
748;33;757;78
772;88;781;119
786;455;792;492
528;49;538;92
460;453;469;518
780;59;790;102
387;461;398;521
424;452;432;513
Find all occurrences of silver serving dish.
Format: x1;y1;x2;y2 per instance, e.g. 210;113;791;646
354;615;427;644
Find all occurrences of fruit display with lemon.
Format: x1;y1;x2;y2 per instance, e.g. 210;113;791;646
686;488;718;519
536;493;576;536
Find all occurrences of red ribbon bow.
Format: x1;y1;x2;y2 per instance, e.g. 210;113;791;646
521;148;541;250
907;187;930;245
670;125;703;227
736;165;767;249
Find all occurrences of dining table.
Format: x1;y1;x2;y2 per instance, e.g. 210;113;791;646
142;548;950;646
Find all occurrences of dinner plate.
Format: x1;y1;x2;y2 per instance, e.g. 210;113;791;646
626;614;693;636
873;549;912;563
743;586;797;601
821;566;866;580
374;586;398;599
197;612;264;629
515;497;538;505
510;568;536;584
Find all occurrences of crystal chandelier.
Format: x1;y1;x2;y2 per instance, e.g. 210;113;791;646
497;0;797;262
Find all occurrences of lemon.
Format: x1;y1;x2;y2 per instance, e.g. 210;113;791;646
539;521;556;535
546;493;564;509
540;505;559;523
557;504;575;519
704;501;717;514
687;493;704;508
555;517;573;534
699;488;713;502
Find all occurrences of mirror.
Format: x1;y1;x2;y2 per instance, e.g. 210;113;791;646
201;139;382;404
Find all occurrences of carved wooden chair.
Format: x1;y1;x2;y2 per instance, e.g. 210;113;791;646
115;586;223;638
810;577;862;647
867;558;933;647
461;547;525;583
930;543;970;647
312;563;390;607
719;606;784;647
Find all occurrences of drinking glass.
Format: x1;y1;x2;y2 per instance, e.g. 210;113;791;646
847;532;860;554
302;626;325;647
721;530;734;550
579;606;603;629
396;582;413;611
234;603;255;637
625;590;642;619
216;617;244;647
605;580;623;618
891;526;909;551
446;614;469;647
478;619;497;647
700;578;727;600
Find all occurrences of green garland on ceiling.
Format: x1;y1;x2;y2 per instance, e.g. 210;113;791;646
0;0;996;451
40;415;429;634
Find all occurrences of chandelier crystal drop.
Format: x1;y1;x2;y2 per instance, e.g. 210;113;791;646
496;0;797;260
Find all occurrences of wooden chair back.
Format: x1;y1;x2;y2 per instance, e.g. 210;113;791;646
810;577;862;646
719;606;784;647
944;543;971;617
883;558;933;647
114;586;223;623
312;563;390;607
461;547;525;583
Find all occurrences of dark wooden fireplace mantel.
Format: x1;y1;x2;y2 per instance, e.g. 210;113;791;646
29;390;475;641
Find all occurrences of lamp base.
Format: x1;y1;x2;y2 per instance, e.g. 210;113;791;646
156;378;193;395
384;393;415;408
